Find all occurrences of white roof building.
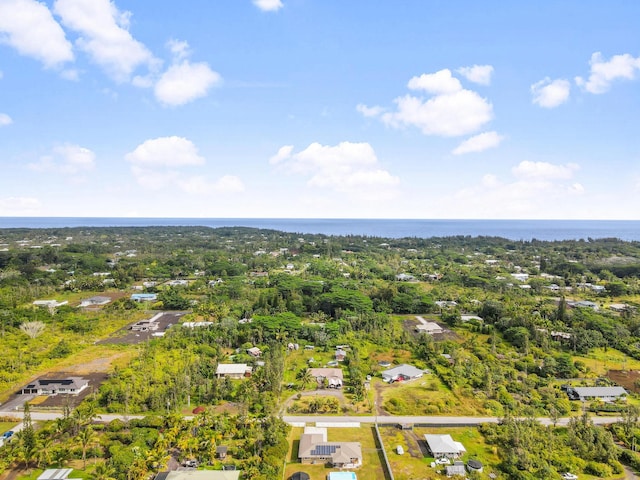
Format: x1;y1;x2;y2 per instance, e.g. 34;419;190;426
382;364;425;383
424;434;466;459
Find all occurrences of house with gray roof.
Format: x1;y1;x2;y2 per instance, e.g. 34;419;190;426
298;427;362;468
445;461;467;477
21;377;88;395
424;434;466;459
567;386;627;402
381;364;425;383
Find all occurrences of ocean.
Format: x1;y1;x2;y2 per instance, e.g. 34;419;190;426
0;217;638;242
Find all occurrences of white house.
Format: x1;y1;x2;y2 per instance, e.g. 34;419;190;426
424;434;466;459
308;368;343;388
215;364;252;379
21;377;88;395
567;386;627;402
381;364;425;383
416;321;444;334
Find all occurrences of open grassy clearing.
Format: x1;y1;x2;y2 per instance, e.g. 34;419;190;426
284;425;386;480
380;376;486;416
573;347;640;376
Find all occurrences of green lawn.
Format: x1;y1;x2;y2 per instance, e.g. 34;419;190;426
380;376;486;416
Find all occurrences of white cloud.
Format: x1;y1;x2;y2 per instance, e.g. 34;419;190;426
0;113;12;126
54;0;156;82
356;104;384;118
29;143;96;174
167;39;190;61
382;90;493;137
531;77;570;108
213;175;245;193
407;69;462;94
512;160;579;180
0;0;73;68
126;136;240;195
568;183;585;194
370;69;493;137
269;145;294;164
154;61;221;106
452;131;503;155
0;196;41;215
125;136;205;167
253;0;283;12
576;52;640;94
271;141;400;195
457;65;494;85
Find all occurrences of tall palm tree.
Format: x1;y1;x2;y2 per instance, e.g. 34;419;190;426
76;426;97;469
297;368;314;391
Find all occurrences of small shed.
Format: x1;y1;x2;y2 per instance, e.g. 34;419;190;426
216;445;228;459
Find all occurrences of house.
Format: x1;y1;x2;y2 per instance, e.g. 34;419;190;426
381;364;425;383
21;377;88;395
435;301;458;308
79;296;111;307
37;469;75;480
298;427;362;468
334;349;347;362
308;368;343;388
247;347;262;357
167;280;189;287
567;386;627;402
182;322;214;328
33;300;68;308
609;303;629;313
415;322;443;335
130;320;159;331
445;461;467;477
511;273;529;282
567;300;599;311
131;293;157;302
395;273;415;281
460;315;483;323
424;434;466;459
216;364;252;379
155;471;240;480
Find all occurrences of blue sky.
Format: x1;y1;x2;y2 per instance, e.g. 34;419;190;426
0;0;639;219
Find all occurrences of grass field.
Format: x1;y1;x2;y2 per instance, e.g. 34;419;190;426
573;347;640;376
380;377;486;416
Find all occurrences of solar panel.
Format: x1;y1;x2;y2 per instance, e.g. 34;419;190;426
311;444;338;456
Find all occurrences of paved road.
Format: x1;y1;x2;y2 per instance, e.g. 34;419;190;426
0;410;624;427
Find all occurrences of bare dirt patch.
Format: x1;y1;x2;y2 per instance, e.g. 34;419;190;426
607;369;640;394
97;311;187;345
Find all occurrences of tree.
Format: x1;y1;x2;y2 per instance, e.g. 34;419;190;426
296;369;314;391
19;402;37;468
76;425;97;469
20;320;45;339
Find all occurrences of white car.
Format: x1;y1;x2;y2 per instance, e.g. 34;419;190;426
561;474;578;480
435;458;451;465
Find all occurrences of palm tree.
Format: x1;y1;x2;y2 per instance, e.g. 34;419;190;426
297;368;314;391
36;436;54;468
76;425;97;469
90;462;116;480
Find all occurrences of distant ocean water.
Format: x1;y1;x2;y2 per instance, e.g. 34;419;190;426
0;218;639;242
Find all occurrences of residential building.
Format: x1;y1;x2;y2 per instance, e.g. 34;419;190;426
298;427;362;468
381;364;425;383
566;386;627;402
424;434;466;459
215;364;252;379
21;377;88;395
308;368;343;388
